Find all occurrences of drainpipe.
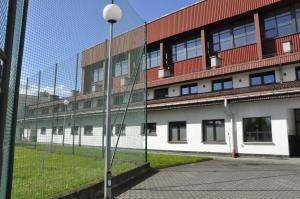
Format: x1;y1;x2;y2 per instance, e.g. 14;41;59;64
224;98;237;158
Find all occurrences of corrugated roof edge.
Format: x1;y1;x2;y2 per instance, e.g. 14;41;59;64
147;0;206;24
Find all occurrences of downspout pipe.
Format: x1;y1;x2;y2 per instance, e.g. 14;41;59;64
224;98;237;158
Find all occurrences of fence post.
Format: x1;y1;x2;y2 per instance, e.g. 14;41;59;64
50;64;58;153
22;78;29;146
34;71;41;149
72;53;79;155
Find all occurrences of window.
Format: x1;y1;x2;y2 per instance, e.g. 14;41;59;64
172;38;202;62
84;100;92;109
84;125;93;136
181;83;198;96
41;127;46;135
58;126;64;135
147;49;160;68
296;67;300;80
203;120;225;142
71;103;78;111
213;22;255;52
115;124;126;136
113;94;124;105
71;126;79;135
96;98;104;107
141;123;157;136
52;127;57;135
131;91;144;103
41;108;49;114
169;122;187;142
250;71;275;86
94;66;104;82
233;23;256;47
114;59;128;77
154;88;168;99
53;105;59;113
243;117;272;142
264;9;294;39
212;78;233;91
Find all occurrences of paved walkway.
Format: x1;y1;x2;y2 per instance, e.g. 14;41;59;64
117;158;300;199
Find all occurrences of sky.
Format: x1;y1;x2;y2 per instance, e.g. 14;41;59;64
20;0;198;96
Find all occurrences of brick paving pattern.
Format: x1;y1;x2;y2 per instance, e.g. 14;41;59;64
117;159;300;199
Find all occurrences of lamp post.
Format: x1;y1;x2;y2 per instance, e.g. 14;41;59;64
62;99;69;147
103;3;122;199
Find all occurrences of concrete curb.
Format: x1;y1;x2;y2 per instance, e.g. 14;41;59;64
50;163;151;199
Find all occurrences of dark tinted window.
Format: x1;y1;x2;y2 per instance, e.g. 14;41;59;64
243;117;272;142
181;83;198;96
84;125;93;136
169;122;187;142
213;22;255;52
203;120;225;142
212;78;233;91
296;67;300;80
250;71;275;86
154;88;168;99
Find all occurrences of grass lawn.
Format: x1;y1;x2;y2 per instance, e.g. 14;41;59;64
12;146;209;199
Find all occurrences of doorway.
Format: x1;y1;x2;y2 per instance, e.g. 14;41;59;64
289;109;300;157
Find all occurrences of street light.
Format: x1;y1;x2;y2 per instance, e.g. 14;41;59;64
62;99;69;147
103;3;122;199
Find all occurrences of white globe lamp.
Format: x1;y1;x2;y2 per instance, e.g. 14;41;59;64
63;100;69;106
103;4;122;23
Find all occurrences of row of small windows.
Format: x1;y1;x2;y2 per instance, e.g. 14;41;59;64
27;90;145;116
38;116;272;143
153;69;286;100
264;6;300;39
147;116;272;143
39;124;127;137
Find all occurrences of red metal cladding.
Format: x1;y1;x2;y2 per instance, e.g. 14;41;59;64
148;51;300;88
262;33;300;57
173;57;203;76
147;67;160;82
147;0;280;44
217;44;258;66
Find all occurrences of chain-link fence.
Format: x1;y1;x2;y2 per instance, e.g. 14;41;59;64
13;0;147;198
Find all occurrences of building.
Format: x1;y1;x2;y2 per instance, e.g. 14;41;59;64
19;0;300;157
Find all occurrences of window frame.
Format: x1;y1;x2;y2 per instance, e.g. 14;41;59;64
115;124;126;136
71;126;79;136
180;83;198;96
83;100;92;109
263;6;300;39
172;37;202;63
52;126;58;135
93;66;104;82
141;123;157;136
243;116;273;143
114;58;128;77
168;121;187;143
249;71;276;86
147;49;160;68
154;88;169;100
41;127;46;135
213;22;256;52
58;126;64;135
84;125;93;136
212;78;233;91
296;67;300;80
202;119;226;143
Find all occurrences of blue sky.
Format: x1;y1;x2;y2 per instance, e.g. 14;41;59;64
20;0;197;95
